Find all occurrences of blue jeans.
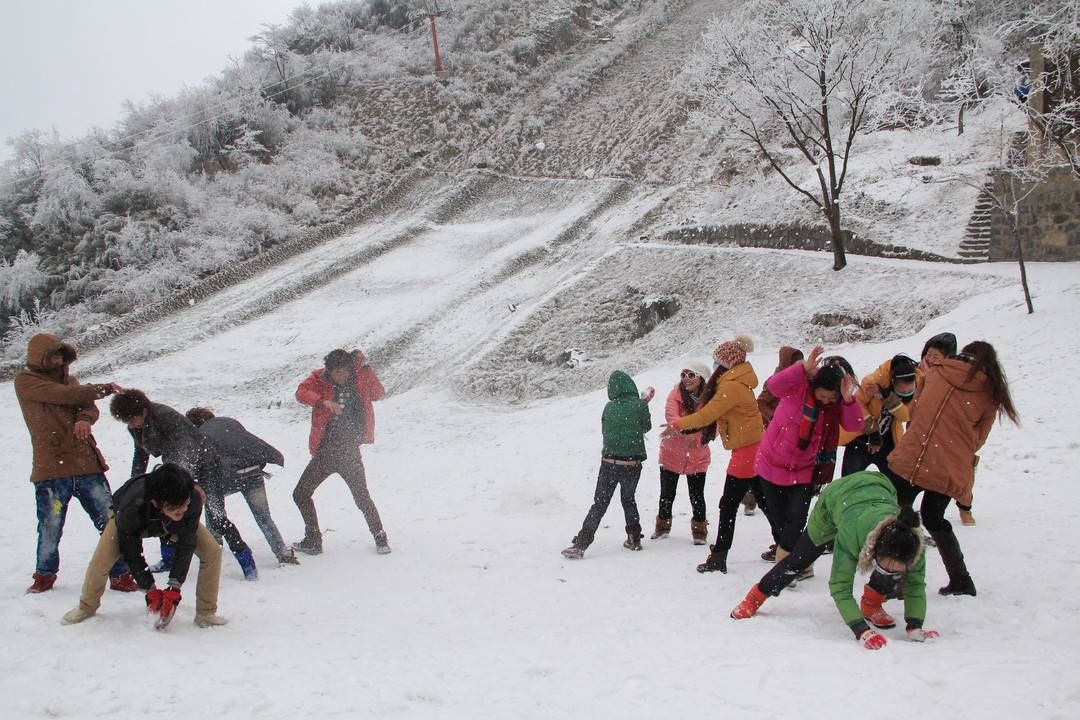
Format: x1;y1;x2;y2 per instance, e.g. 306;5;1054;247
34;474;127;577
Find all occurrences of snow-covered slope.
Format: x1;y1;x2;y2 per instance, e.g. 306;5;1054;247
1;247;1077;718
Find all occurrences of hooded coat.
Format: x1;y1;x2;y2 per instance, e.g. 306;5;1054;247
805;471;927;627
658;385;711;475
198;417;285;495
887;359;997;506
296;360;385;455
674;362;763;451
601;371;651;461
14;333;112;483
754;361;864;486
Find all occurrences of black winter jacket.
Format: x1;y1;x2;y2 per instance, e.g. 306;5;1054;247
129;403;223;488
111;474;203;591
198;416;284;495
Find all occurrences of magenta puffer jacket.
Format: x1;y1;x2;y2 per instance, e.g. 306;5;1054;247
754;362;863;486
658;385;711;475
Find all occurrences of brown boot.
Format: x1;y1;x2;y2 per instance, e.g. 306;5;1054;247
691;520;709;546
650;516;672;540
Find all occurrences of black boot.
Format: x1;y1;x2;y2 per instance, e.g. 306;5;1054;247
930;527;977;596
562;530;594;559
697;545;727;573
623;524;643;551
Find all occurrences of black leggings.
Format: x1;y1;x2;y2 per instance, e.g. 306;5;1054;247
919;489;953;533
712;474;769;551
657;468;707;521
759;531;827;596
759;479;814;552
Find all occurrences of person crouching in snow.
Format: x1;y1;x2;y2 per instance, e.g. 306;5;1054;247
730;470;937;650
293;349;390;555
62;463;227;629
562;371;653;559
650;361;712;544
659;336;765;573
186;408;298;565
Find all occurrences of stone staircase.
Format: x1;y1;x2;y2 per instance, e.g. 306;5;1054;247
959;184;995;260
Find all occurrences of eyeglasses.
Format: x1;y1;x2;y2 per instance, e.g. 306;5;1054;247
680;371;700;379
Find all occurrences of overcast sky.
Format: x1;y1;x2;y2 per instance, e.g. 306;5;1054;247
0;0;304;160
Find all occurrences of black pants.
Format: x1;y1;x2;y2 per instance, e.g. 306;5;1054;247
841;435;920;508
712;474;768;551
759;531;827;596
759;479;813;552
657;468;707;521
576;461;642;546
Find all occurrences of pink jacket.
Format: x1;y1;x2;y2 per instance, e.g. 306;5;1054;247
754;361;864;486
658;385;711;475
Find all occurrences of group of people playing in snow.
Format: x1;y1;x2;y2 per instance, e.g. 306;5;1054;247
14;334;390;629
562;331;1017;650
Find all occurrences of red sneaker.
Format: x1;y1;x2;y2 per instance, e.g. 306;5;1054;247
26;572;56;594
860;586;896;628
109;572;139;593
731;585;768;619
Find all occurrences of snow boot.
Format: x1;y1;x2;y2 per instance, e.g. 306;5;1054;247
293;534;323;556
62;607;95;624
148;544;175;573
374;531;392;555
760;544;777;562
26;572;56;594
691;520;709;546
959;509;976;526
234;548;258;581
930;527;976;596
731;585;768;619
742;491;757;515
194;613;229;628
697;546;728;573
109;572;139;592
623;524;644;551
562;530;593;559
277;549;300;565
650;516;672;540
860;586;896;629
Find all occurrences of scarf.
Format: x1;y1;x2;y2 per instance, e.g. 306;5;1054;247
796;388;841;486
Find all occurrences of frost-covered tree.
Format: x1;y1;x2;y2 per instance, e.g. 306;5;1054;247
685;0;932;270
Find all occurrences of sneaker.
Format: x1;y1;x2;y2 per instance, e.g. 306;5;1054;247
374;531;392;555
234;548;258;581
561;545;585;560
795;565;815;582
293;537;323;556
194;613;229;628
760;544;777;563
62;607;95;624
26;572;56;594
109;572;139;592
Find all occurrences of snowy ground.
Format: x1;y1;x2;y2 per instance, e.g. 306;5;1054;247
2;243;1078;718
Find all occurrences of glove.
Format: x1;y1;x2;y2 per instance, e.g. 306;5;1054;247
145;588;164;613
159;587;182;617
906;626;940;643
859;629;888;650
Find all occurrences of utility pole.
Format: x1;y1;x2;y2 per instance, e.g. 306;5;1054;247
427;1;447;78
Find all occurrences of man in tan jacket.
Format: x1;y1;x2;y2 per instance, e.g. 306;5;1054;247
14;333;136;594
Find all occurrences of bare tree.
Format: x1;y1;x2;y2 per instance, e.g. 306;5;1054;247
685;0;929;270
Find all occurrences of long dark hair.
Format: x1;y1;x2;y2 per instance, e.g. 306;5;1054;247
960;341;1019;424
679;378;703;416
693;364;728;444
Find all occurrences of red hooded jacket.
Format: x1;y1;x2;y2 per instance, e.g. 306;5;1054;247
296;361;385;455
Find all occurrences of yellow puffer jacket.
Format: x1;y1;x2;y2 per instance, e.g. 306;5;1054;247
839;359;921;446
676;362;763;450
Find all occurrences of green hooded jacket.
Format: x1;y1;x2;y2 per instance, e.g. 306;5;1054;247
806;471;927;627
601;371;652;461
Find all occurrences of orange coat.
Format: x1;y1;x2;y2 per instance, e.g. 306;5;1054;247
838;359;920;447
887;359;997;506
676;362;763;451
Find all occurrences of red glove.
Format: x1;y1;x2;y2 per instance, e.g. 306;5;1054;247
906;626;940;643
159;587;182;617
145;588;164;613
859;629;888;650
